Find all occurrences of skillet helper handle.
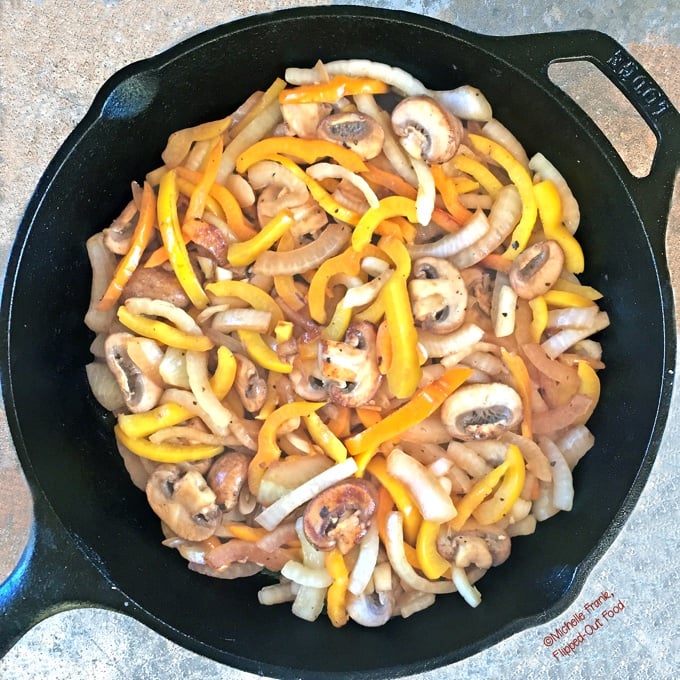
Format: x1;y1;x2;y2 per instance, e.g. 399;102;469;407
490;30;680;252
0;494;128;658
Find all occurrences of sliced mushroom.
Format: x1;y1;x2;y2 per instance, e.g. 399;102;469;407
303;478;378;554
409;257;468;334
120;265;191;308
234;354;268;413
320;321;382;408
281;101;333;139
346;590;395;627
146;465;221;541
290;357;328;401
441;382;523;440
391;95;463;163
103;198;138;254
206;451;251;511
104;332;164;413
437;526;511;569
316;111;385;159
508;239;565;299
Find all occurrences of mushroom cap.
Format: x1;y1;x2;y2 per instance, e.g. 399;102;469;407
509;239;565;300
302;478;379;553
441;382;523;440
234;354;268;413
146;465;221;541
281;101;333;139
409;256;468;334
391;95;463;163
316;111;385;159
206;451;251;511
437;526;511;569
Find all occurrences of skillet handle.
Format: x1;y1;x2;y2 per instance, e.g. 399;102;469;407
0;492;129;658
487;30;679;251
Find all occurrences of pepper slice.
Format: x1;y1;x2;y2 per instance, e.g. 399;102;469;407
205;279;284;330
500;348;533;440
184;136;224;223
325;548;350;628
211;345;238;399
237;329;292;374
156;169;209;309
533;179;584;274
304;411;348;463
227;209;295;267
280;75;389;105
416;520;451;580
468;134;537;259
351;196;418;252
345;366;473;459
248;400;326;494
528;295;549;343
117;402;193;439
430;164;474;225
450;444;526;530
114;424;223;463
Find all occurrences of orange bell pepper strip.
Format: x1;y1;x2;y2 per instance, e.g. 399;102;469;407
500;348;533;439
184;136;224;223
325;548;350;628
366;456;421;546
345;366;474;459
479;252;513;274
236;136;367;174
355;408;382;429
533;179;584;274
97;181;156;311
156;169;209;309
351;196;418;252
430;164;474;226
416;520;451;580
326;405;351;439
450;444;525;530
279;75;389;105
248;400;325;494
227;209;295;267
468;134;538;259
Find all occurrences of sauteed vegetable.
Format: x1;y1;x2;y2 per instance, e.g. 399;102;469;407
85;59;608;627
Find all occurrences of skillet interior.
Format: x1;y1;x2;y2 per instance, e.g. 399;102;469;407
2;8;673;678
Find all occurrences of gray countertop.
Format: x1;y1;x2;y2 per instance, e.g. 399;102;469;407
0;1;678;678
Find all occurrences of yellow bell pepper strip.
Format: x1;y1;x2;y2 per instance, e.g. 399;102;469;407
472;444;526;525
97;181;156;311
210;345;237;400
450;175;480;193
345;367;474;460
543;289;595;308
551;278;603;301
575;360;600;424
280;75;389;105
450;444;525;530
227;209;295;267
205;279;284;329
237;329;292;374
378;236;420;398
114;424;223;463
157;169;210;309
308;246;363;324
222;523;270;543
468;134;538;259
416;520;451;580
184;136;224;223
117;402;193;439
236;136;368;175
366;456;422;546
274;319;294;343
175;176;226;222
248;401;326;494
430;164;474;226
117;306;214;351
449;154;504;198
325;547;350;628
500;348;533;440
528;295;549;343
304;411;348;463
533;179;584;274
351;196;419;252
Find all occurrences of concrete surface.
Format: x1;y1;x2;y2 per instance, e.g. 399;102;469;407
0;1;678;678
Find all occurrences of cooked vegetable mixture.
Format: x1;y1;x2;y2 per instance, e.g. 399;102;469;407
85;59;608;626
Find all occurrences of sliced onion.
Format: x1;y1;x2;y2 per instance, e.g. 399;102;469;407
505;514;537;537
481;119;529;167
411;157;436;226
385;512;456;594
522;342;580;386
258;582;298;606
281;560;333;588
185;350;233;431
252;223;351;276
501;432;552;482
189;561;263;580
161;113;232;168
386;448;456;523
490;274;517;338
124;297;203;334
408;209;490;259
158;346;191;389
546;305;600;329
256;520;299;553
451;567;482;608
342;269;392;309
418;322;485;358
205;539;294;572
307;162;379;209
532;394;593;436
255;457;358;531
86;361;125;412
445;441;492;479
247;159;307;192
84;232;117;334
538;437;574;511
160;387;228;436
211;308;272;334
348;521;380;596
529;153;580;233
541;312;610;359
555;425;595;470
398;590;436;618
291;583;327;622
400;414;451;444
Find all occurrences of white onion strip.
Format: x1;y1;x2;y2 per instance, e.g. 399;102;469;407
124;297;203;335
541;311;610;359
410;157;436;226
307;162;379;209
408;209;490;259
529;153;580;232
255;458;358;530
281;561;333;588
418;323;485;359
538;436;574;511
348;521;380;596
452;567;482;607
185;350;233;430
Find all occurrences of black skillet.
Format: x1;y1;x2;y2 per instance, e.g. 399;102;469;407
0;6;678;678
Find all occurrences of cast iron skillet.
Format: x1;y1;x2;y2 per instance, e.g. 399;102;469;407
0;6;677;678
